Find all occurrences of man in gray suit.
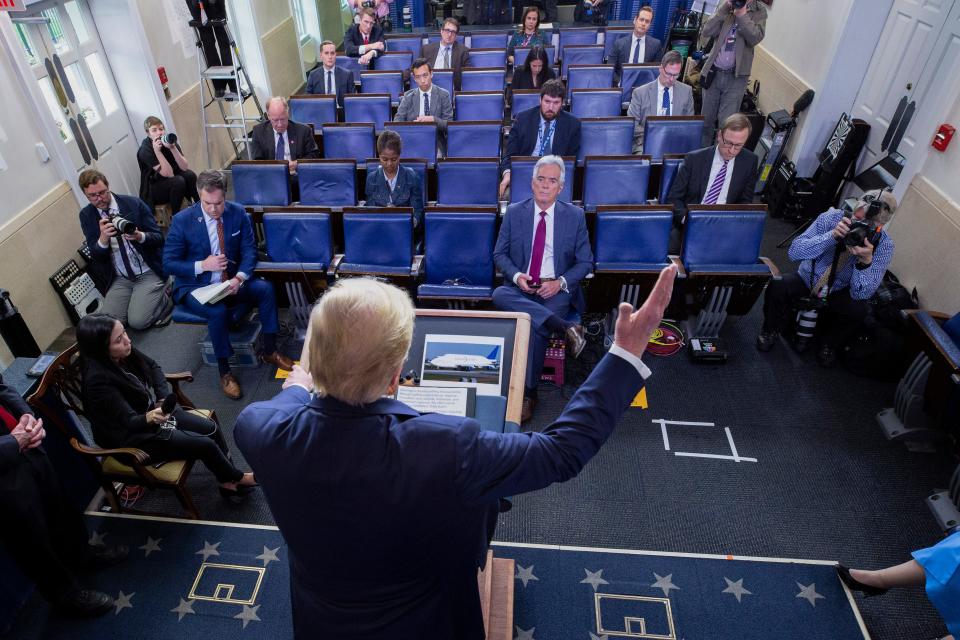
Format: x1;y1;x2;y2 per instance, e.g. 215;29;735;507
394;58;454;154
627;50;694;154
699;0;767;145
608;6;662;76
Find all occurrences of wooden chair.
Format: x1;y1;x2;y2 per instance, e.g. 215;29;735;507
27;344;216;520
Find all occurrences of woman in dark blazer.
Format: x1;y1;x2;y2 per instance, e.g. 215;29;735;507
77;314;257;500
507;7;549;64
364;130;424;228
511;45;556;91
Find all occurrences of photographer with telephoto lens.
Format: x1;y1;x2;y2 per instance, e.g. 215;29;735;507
756;189;898;367
137;116;197;214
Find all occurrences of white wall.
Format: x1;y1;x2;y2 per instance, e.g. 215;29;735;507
919;79;960;207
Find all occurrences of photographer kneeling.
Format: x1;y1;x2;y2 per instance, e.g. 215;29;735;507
756;189;897;367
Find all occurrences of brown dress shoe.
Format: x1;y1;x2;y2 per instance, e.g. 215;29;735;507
261;351;294;371
521;396;537;423
220;373;243;400
565;324;586;359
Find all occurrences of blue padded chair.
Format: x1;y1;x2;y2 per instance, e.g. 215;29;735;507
297;160;357;207
365;158;428;210
577;117;634;165
418;207;498;302
338;207;416;280
343;93;392;133
469;32;509;49
620;64;659;104
603;28;632;61
468;48;507;68
437;158;500;205
337;55;364;84
510;89;541;119
425;32;466;46
385;122;438;166
261;210;334;272
454;91;505;121
681;205;773;277
659;154;685;204
570;88;622;118
509;156;575;205
321;123;376;166
231;161;290;207
643;116;705;160
561;45;605;79
582;155;651;212
446;121;502;158
513;46;555;68
360;71;404;105
289;95;337;129
566;65;615;99
386;34;423;58
461;67;506;92
558;27;599;51
374;51;413;72
433;69;454;96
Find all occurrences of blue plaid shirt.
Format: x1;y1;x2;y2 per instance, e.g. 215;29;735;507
789;208;894;300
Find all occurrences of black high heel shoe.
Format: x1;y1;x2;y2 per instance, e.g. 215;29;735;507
836;565;889;597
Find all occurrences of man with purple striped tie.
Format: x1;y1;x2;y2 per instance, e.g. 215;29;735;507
665;113;758;253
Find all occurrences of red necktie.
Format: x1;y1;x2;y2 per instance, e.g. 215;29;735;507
0;405;18;432
528;211;547;284
363;33;369;45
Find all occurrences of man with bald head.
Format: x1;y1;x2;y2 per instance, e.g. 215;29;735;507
250;96;320;200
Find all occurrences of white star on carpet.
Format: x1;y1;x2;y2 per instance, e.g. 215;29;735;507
235;604;261;628
88;531;106;547
114;591;134;615
515;626;536;640
256;545;281;567
580;568;609;592
721;577;752;603
196;541;221;561
516;564;539;588
171;598;195;621
795;582;825;607
589;633;610;640
139;537;162;557
651;573;680;597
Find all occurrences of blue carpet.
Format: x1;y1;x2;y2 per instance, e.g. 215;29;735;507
492;542;868;640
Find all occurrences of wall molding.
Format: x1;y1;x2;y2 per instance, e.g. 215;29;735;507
0;181;73;245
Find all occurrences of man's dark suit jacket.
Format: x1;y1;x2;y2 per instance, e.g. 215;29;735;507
234;351;643;639
0;374;33;475
608;33;662;73
364;166;424;224
666;145;759;224
249;120;320;162
501;108;581;175
343;23;385;58
162;201;258;303
421;41;471;89
79;194;165;293
305;65;355;105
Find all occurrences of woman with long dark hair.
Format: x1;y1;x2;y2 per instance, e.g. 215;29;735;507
77;314;256;500
507;7;549;65
511;45;555;91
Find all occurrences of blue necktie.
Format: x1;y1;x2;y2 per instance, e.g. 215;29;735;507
276;133;285;161
423;91;430;115
661;88;670;116
538;121;554;156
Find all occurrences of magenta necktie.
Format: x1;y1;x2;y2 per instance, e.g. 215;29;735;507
528;211;547;284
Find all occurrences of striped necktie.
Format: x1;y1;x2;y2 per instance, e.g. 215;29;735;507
703;159;729;205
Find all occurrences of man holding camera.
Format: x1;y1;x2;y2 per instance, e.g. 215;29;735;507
756;189;897;367
78;170;171;330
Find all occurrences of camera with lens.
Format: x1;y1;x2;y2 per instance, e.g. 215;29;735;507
840;192;887;247
361;0;375;8
161;132;177;145
843;219;877;248
110;214;137;236
792;295;827;352
731;0;748;9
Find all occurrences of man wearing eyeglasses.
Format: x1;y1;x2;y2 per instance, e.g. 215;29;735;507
665;113;759;253
628;50;694;154
421;18;470;90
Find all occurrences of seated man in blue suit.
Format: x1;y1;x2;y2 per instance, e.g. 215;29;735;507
365;130;424;228
234;265;676;640
608;6;662;77
493;155;593;422
305;40;355;107
498;80;581;200
163;171;294;399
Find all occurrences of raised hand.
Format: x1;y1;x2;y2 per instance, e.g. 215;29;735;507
613;264;677;358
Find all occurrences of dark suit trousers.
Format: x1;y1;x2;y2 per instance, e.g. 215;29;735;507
150;170;198;213
137;408;242;483
185;0;236;92
762;272;869;349
182;278;279;359
492;285;573;396
0;450;88;602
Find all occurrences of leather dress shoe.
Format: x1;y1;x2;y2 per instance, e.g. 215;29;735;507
220;373;243;400
55;589;113;617
756;330;778;352
521;396;536;423
836;565;888;597
261;351;294;371
565;324;587;359
83;543;129;569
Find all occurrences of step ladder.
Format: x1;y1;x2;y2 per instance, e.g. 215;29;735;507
190;10;264;166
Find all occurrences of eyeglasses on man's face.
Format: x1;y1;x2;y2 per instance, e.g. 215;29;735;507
441;28;458;35
719;135;745;150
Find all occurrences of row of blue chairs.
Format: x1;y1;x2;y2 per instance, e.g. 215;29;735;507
252;204;777;308
233;154;690;210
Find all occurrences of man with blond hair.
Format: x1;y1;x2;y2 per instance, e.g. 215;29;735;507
234;265;676;640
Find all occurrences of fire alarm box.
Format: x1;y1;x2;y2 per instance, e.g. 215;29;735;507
932;124;955;152
157;66;169;90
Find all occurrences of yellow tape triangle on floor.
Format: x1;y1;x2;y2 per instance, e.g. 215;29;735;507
631;387;648;409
